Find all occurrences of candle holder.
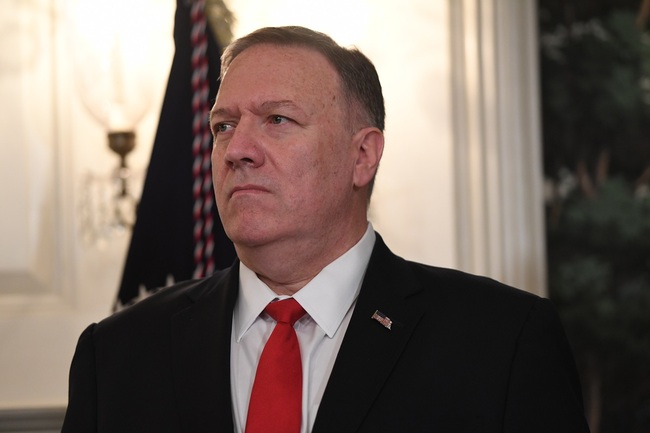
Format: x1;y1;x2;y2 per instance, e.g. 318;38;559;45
68;0;159;245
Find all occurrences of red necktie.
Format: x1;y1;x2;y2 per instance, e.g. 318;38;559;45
245;298;306;433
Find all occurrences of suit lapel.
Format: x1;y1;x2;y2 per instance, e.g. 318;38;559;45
171;264;239;433
312;235;426;433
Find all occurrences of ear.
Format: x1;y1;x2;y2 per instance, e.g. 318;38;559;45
352;127;384;188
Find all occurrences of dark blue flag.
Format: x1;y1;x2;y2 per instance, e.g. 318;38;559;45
115;0;235;310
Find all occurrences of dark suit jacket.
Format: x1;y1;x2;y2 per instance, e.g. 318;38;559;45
62;234;589;432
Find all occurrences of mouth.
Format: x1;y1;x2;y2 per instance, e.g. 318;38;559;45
229;184;270;198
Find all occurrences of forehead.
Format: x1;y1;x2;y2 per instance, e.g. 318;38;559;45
217;44;343;110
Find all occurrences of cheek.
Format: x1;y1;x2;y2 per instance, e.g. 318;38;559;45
292;147;332;183
318;134;355;181
299;148;351;201
211;148;228;198
210;145;219;169
211;146;226;174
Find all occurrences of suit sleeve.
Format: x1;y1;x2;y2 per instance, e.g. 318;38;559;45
504;298;590;432
61;324;98;433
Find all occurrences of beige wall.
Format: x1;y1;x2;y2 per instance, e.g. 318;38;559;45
0;0;175;409
0;0;544;411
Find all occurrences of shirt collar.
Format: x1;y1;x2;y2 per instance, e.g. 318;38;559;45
234;224;376;341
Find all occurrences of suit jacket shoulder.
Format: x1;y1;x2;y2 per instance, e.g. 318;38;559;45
62;266;239;433
313;234;589;433
96;269;233;336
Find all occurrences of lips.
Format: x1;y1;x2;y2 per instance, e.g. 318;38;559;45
229;184;270;198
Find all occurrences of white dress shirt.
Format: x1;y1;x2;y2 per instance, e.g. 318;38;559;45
230;224;376;433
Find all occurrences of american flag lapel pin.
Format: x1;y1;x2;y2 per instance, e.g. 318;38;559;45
371;310;392;330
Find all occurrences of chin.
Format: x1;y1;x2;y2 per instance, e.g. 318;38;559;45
227;226;279;249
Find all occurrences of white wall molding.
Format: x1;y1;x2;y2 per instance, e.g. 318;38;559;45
449;0;547;295
0;407;65;433
0;0;75;313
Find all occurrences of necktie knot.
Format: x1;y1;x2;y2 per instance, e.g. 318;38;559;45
264;298;306;326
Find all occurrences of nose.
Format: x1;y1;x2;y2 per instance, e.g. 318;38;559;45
222;120;264;169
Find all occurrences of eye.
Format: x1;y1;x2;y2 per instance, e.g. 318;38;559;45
214;123;234;134
270;115;289;125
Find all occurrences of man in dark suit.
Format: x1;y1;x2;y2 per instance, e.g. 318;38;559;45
62;26;590;432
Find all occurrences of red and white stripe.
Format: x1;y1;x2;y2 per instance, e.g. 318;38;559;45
190;0;215;278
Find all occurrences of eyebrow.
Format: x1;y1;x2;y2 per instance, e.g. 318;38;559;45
210;99;305;122
258;100;301;113
209;107;233;123
208;106;233;135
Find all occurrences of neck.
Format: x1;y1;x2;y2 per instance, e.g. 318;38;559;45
236;221;368;296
